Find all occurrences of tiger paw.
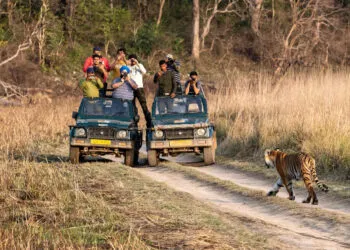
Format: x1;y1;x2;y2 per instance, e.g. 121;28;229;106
288;196;295;200
267;190;278;196
302;196;311;203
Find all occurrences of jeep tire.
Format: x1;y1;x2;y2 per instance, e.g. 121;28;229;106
203;146;215;165
124;148;135;167
148;149;159;167
69;146;81;164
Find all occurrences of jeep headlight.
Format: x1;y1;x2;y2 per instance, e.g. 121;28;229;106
117;130;128;139
74;128;86;137
154;130;164;138
195;128;207;137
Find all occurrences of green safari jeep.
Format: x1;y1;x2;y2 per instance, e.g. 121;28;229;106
146;95;216;166
69;97;142;166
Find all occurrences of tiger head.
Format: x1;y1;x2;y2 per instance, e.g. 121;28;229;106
264;148;281;168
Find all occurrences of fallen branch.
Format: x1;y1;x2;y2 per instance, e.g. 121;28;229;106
0;79;25;98
0;1;46;67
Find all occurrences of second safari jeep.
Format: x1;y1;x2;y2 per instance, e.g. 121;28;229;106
146;95;216;166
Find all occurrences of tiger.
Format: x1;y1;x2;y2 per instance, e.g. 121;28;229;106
264;149;329;205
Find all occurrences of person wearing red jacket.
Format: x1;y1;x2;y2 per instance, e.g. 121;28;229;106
83;47;110;73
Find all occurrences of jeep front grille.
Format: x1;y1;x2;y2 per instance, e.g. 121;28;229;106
165;129;194;139
88;127;115;139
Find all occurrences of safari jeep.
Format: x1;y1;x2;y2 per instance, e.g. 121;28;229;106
69;97;142;167
146;95;216;166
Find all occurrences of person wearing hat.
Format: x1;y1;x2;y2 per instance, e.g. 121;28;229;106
165;54;181;93
128;54;152;128
83;46;110;74
111;65;138;100
79;67;104;98
184;71;202;95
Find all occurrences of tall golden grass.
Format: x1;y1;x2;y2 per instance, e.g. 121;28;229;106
1;69;349;172
0;69;349;247
0;97;79;160
207;69;350;173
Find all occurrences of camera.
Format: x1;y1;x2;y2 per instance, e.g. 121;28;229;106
121;72;128;79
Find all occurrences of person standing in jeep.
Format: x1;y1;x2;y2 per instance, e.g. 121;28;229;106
128;54;152;128
79;67;104;98
153;60;176;98
112;66;138;100
83;46;110;74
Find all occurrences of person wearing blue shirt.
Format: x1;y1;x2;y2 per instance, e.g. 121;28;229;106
111;66;138;100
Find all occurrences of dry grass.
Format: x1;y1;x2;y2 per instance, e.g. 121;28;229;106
206;69;350;175
0;97;79;161
0;96;280;248
1;68;350;247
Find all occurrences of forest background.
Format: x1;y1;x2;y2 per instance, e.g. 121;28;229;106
1;0;350;177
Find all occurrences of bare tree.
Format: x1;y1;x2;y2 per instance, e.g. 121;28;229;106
156;0;166;28
37;0;48;66
200;0;243;50
272;0;340;75
249;0;263;36
192;0;200;60
0;0;48;99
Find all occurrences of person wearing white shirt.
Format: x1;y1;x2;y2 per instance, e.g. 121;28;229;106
128;54;152;128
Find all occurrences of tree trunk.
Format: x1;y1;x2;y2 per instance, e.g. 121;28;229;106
37;0;48;66
250;0;263;36
192;0;200;61
156;0;165;28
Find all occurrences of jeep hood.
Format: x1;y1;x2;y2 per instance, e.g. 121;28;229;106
76;118;132;129
152;114;210;128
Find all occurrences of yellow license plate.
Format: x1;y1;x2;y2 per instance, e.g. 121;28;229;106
169;140;193;147
90;139;111;145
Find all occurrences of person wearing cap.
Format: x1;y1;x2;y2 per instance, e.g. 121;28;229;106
79;67;104;98
110;48;128;80
184;71;202;95
165;54;181;93
153;60;177;98
83;46;110;73
111;65;138;100
128;54;152;128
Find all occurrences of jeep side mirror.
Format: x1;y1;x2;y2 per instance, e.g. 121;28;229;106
134;115;140;123
72;111;78;120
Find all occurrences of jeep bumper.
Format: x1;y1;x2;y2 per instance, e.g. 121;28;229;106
149;138;214;149
70;138;133;149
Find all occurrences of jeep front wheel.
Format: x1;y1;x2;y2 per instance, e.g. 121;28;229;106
124;148;135;167
148;149;159;167
69;146;81;164
203;146;215;165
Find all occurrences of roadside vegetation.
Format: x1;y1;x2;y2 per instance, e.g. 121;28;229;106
207;69;350;177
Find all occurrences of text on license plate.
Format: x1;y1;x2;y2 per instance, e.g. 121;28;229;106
90;139;111;145
169;140;193;147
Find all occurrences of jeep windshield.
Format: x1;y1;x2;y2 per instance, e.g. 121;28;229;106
153;96;206;116
80;98;132;118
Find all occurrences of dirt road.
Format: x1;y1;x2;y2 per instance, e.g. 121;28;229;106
133;152;350;249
